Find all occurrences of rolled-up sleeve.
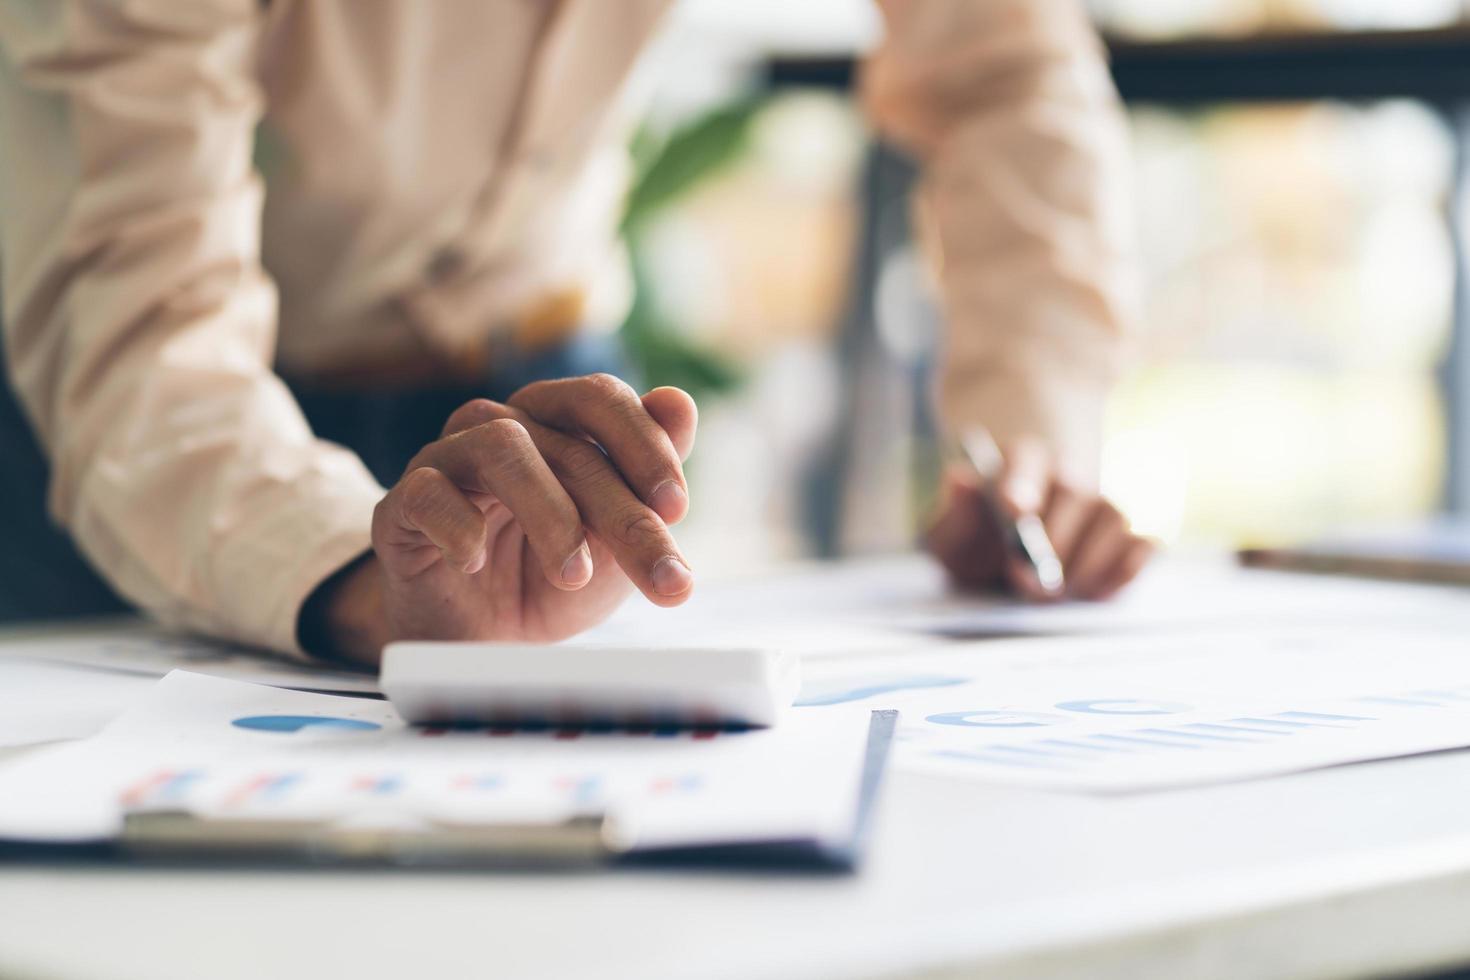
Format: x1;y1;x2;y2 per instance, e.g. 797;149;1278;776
862;0;1137;483
0;0;383;654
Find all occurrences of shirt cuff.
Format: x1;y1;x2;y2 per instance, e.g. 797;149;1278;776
937;361;1111;488
269;486;382;662
210;443;384;661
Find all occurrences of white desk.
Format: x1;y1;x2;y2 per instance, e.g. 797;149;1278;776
3;559;1470;980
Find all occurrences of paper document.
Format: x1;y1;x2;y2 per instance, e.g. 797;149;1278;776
0;660;157;748
583;556;1470;652
871;560;1470;639
0;672;874;855
797;625;1470;793
0;622;379;694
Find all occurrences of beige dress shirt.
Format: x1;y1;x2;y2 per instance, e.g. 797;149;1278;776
0;0;1134;655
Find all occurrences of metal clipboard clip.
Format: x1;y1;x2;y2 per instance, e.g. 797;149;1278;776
120;808;617;868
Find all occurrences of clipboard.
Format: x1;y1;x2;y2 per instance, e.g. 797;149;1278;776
0;711;899;874
1239;522;1470;587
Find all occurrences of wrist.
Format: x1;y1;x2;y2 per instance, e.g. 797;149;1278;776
297;550;390;668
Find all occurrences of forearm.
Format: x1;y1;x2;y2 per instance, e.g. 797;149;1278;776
0;0;388;656
863;0;1138;480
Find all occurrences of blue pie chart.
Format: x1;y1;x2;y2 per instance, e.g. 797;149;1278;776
231;715;381;733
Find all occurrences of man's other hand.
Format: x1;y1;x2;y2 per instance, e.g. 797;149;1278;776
925;438;1154;602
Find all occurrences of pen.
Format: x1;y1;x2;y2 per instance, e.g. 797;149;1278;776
956;430;1065;596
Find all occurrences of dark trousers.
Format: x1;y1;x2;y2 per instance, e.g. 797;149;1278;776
0;336;629;623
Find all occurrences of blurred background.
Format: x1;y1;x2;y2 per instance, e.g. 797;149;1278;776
618;0;1470;571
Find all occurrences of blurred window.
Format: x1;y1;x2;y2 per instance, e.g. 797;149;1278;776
1091;0;1469;38
632;3;1468;565
1105;101;1455;546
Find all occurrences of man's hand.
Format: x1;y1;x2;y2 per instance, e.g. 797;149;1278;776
315;376;698;666
925;438;1153;602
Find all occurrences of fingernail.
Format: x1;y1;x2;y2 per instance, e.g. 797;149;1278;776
561;545;593;587
650;481;688;523
651;555;693;596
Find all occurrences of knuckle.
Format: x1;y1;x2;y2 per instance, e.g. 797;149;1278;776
399;465;443;500
399;496;432;529
402;495;433;527
581;372;633;403
445;398;505;432
457;397;502;419
509;379;551;403
461;418;534;469
611;507;664;549
464;419;537;486
554;440;609;482
587;372;626;392
508;381;568;419
481;416;532;447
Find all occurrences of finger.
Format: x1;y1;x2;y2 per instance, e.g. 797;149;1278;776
1041;482;1093;568
531;424;694;605
413;419;593;590
376;467;488;575
641;386;698;461
440;398;511;439
1065;501;1133;599
1092;537;1156;601
993;437;1047;518
511;374;689;524
1002;552;1058;603
925;468;1004;591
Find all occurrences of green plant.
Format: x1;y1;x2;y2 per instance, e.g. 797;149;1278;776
618;96;768;400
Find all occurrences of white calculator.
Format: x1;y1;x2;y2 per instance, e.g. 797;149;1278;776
380;643;801;729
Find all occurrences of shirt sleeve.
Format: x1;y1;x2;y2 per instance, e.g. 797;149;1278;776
0;0;384;655
862;0;1138;484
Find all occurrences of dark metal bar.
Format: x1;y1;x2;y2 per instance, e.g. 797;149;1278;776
766;28;1470;105
800;144;917;557
1445;105;1470;514
1110;28;1470;104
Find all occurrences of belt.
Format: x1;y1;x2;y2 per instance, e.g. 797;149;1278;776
291;286;590;391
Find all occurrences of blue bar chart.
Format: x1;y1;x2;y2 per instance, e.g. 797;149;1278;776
797;628;1470;792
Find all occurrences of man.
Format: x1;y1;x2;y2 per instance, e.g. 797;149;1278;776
0;0;1150;667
